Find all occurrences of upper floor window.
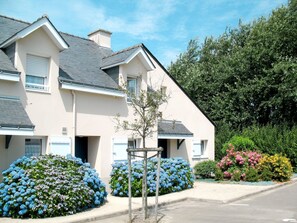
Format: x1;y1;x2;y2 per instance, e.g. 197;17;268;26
127;77;138;102
26;54;50;92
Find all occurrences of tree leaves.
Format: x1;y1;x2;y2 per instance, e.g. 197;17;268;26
168;0;297;129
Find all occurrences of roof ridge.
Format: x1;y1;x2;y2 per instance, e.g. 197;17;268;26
0;14;31;25
0;14;93;43
60;31;93;42
103;43;143;59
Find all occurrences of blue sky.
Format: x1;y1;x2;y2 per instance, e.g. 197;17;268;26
0;0;287;67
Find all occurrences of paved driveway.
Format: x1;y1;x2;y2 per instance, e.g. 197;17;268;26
92;182;297;223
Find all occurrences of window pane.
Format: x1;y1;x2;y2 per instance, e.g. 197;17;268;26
25;139;42;157
26;54;49;91
127;78;137;95
26;75;44;84
128;140;136;149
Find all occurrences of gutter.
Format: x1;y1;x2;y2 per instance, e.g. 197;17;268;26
0;70;20;82
71;90;76;156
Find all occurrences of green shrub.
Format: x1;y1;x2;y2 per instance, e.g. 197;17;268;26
215;123;239;160
214;168;224;181
216;125;297;171
194;160;217;179
231;169;241;181
243;125;297;171
0;155;107;218
110;158;194;197
222;136;256;154
259;167;273;181
257;154;293;182
245;168;259;182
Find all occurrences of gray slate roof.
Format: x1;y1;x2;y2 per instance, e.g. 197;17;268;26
0;15;120;91
101;44;142;68
0;96;34;129
158;120;193;136
0;15;28;44
0;50;18;73
59;33;119;90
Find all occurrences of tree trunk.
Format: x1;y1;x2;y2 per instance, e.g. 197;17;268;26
142;136;148;219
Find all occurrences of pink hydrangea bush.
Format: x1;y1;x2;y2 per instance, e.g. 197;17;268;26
217;145;262;181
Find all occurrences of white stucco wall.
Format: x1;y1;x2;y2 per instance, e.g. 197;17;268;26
147;55;215;167
0;26;214;180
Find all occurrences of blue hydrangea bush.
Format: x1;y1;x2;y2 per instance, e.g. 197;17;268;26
110;158;194;197
0;154;107;218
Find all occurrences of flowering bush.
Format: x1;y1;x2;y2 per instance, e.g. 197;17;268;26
217;146;262;181
110;158;194;197
257;154;293;182
0;155;107;218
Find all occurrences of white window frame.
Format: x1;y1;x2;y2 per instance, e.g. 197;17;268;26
192;139;207;159
25;54;50;92
25;137;46;158
128;138;139;159
127;77;138;102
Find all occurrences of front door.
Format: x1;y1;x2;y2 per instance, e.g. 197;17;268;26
158;139;168;158
75;137;88;162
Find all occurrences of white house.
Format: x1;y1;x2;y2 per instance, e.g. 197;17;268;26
0;15;215;180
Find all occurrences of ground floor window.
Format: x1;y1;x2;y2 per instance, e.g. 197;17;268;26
192;140;207;158
113;137;140;161
25;138;42;157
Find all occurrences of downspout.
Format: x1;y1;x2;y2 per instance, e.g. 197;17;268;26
71;90;76;156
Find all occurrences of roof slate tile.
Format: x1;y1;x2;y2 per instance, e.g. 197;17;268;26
0;96;34;128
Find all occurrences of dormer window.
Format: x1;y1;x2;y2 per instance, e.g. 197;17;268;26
26;54;50;92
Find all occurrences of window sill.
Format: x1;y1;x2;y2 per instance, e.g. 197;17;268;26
26;88;51;94
192;156;208;160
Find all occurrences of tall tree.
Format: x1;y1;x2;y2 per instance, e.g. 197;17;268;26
168;0;297;129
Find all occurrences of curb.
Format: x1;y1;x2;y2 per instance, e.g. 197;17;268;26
223;177;297;204
51;178;297;223
70;197;189;223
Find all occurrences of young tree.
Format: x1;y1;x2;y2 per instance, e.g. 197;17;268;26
115;84;168;219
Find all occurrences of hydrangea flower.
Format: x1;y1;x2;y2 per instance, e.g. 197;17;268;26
0;155;107;218
110;158;194;197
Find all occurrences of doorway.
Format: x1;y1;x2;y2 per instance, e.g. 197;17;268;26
158;139;168;158
75;137;88;162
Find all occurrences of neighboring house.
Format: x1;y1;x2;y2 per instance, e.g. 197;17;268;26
0;15;215;180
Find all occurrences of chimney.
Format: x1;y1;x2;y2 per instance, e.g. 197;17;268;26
88;29;112;48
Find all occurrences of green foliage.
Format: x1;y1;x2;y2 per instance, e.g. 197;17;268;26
0;155;107;218
245;168;259;182
214;168;224;181
231;169;242;182
259;167;273;181
215;125;297;171
215;123;239;160
222;136;256;154
110;158;194;197
168;1;297;128
257;154;293;182
193;160;217;179
242;125;297;171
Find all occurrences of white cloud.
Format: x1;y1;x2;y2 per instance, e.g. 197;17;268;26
161;47;181;66
0;0;180;40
